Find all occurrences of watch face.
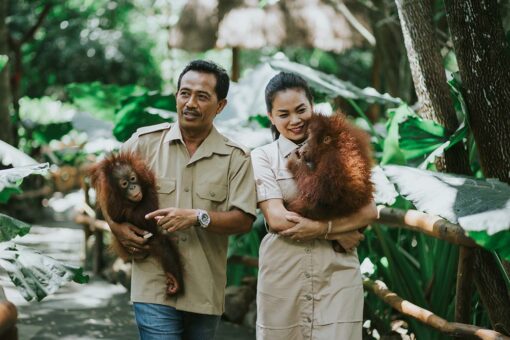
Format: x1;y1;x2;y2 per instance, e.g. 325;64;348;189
198;210;210;228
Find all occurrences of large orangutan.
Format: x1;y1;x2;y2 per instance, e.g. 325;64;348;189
287;112;374;252
89;152;184;295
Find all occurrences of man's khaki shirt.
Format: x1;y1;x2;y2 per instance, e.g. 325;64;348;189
121;122;257;315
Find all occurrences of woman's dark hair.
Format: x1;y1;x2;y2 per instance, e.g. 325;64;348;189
177;60;230;101
264;72;313;140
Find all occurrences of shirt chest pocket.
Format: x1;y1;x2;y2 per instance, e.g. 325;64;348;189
156;178;176;193
275;169;298;202
156;178;176;206
196;184;227;210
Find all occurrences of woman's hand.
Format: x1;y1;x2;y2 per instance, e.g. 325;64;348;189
331;230;365;252
278;213;327;241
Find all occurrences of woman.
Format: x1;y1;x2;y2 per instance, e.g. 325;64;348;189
251;72;378;340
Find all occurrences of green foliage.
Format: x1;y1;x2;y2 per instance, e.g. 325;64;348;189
227;213;264;286
8;0;162;98
469;230;510;262
113;92;177;142
66;82;146;122
248;114;271;128
0;213;31;241
0;55;7;71
0;243;89;301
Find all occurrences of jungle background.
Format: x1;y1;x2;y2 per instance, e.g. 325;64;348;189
0;0;510;339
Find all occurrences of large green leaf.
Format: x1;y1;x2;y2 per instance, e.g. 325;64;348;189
0;139;38;167
268;58;402;105
67;82;146;122
0;163;49;203
0;163;49;192
113;92;177;142
0;214;31;242
381;105;467;168
0;55;7;72
0;243;89;301
381;165;510;260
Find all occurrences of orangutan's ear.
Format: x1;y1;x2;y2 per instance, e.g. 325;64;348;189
323;136;332;144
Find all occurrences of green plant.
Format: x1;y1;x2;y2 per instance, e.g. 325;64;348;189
0;164;89;301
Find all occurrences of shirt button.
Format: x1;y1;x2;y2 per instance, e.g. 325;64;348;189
304;272;311;278
181;235;187;242
306;317;312;323
305;294;312;301
184;187;190;192
209;191;215;197
156;185;161;190
305;248;311;254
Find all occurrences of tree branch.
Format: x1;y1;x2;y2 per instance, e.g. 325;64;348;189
377;206;477;247
20;4;52;45
364;279;510;340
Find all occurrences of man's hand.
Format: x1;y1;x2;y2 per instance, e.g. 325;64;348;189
332;230;365;252
145;208;197;233
108;220;150;255
279;213;326;241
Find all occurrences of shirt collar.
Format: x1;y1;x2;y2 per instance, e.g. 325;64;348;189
277;135;300;158
163;122;184;144
164;123;231;162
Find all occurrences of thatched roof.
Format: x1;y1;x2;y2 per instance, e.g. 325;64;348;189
168;0;371;53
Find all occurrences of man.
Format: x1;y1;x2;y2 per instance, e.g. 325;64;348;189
107;60;257;339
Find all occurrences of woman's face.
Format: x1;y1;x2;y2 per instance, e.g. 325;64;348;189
268;88;313;143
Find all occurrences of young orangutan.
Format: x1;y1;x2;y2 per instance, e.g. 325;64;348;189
286;112;374;252
89;152;184;295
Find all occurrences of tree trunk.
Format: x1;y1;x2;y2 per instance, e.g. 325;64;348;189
444;0;510;184
394;0;471;175
444;0;510;334
0;0;13;145
371;0;414;103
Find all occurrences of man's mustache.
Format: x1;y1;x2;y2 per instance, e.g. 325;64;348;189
183;109;200;116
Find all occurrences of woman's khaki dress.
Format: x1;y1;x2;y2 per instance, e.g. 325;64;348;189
251;136;363;340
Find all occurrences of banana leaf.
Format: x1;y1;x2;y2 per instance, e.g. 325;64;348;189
0;214;31;242
0;163;49;203
268;58;401;105
0;139;39;167
0;242;89;301
381;165;510;260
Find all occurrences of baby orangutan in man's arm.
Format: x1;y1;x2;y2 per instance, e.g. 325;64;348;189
89;152;185;295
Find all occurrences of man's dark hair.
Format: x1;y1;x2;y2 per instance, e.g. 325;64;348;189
264;72;313;112
177;60;230;101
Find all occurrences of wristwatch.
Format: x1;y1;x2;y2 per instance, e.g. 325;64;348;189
195;209;211;229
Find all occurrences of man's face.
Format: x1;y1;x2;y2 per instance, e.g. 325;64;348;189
176;70;226;133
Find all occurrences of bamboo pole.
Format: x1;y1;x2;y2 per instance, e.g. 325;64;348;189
377;206;477;247
364;279;510;340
